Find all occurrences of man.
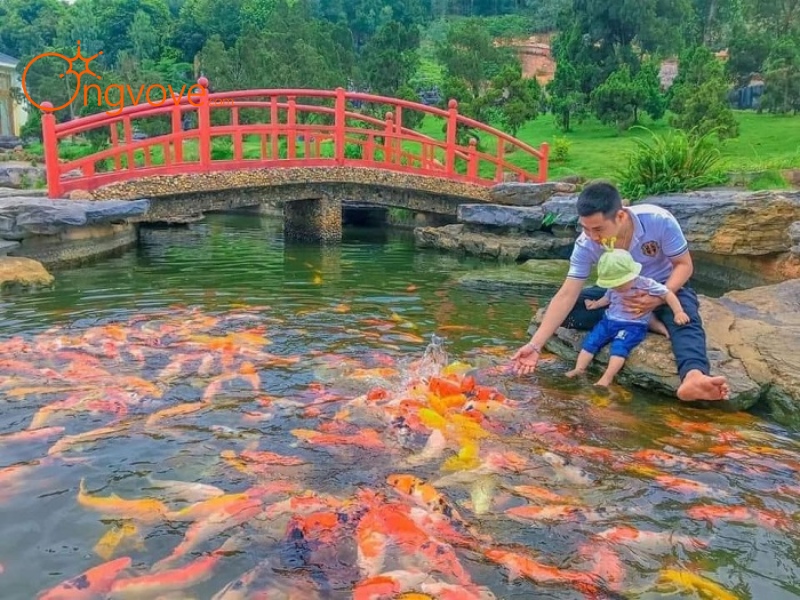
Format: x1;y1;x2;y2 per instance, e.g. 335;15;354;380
510;180;730;402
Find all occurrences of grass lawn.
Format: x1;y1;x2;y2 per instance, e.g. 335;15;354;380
417;110;800;183
24;109;799;188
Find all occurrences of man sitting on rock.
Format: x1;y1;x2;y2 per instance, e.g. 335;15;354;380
510;180;730;402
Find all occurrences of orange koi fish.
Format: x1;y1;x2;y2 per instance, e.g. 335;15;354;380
108;553;220;598
387;474;463;522
38;556;132;600
291;428;385;449
687;505;787;529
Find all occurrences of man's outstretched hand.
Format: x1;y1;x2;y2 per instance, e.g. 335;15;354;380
511;342;540;376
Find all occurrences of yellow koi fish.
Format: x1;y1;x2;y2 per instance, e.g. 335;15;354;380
78;478;168;523
656;569;739;600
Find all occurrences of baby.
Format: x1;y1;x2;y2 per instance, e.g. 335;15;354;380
566;247;689;387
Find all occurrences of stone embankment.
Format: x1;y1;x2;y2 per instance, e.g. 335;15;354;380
416;185;800;280
528;279;800;427
0;193;149;283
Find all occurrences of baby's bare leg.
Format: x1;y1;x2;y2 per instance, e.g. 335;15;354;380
566;350;594;377
648;314;669;338
596;356;626;387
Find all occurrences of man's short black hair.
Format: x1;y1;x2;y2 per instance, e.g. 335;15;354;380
576;181;623;219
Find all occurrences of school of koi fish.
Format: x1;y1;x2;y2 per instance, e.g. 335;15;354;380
1;304;799;599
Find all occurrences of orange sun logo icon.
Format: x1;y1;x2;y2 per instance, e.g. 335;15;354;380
21;40;104;112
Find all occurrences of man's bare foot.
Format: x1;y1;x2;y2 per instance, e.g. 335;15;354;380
648;315;669;338
676;369;730;401
565;369;584;378
594;378;612;387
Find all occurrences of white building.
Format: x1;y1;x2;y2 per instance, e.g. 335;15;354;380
0;52;29;138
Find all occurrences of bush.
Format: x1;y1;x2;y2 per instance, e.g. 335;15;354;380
551;136;571;162
616;127;727;201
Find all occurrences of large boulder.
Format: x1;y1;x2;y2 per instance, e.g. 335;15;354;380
530;279;800;426
0;197;150;239
457;204;544;229
648;190;800;255
489;182;578;206
0;256;54;288
414;223;574;261
457;259;571;295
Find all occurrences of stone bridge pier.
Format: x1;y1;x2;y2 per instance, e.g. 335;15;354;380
283;195;342;242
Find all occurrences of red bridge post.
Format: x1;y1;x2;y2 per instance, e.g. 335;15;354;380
197;76;211;169
334;87;345;165
41;102;62;198
445;99;458;176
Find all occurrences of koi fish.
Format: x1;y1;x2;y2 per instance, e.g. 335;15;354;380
77;478;168;523
655;568;739;600
108;553;221;598
596;525;708;552
93;522;144;560
506;504;622;523
144;476;225;503
387;474;463;522
291;428;385;449
687;505;787;529
38;556;132;600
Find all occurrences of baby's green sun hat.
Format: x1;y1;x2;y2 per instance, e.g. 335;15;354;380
596;239;642;288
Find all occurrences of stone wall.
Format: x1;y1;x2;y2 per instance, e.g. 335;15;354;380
416;187;800;280
16;222;138;267
0;195;148;268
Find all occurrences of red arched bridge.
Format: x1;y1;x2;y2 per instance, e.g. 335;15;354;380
40;77;549;200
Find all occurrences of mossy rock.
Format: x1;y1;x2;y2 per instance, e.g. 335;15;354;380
0;256;55;289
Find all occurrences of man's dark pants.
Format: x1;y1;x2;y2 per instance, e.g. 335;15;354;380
562;286;710;380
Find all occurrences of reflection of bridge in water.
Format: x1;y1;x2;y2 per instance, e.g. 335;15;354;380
40;78;550;240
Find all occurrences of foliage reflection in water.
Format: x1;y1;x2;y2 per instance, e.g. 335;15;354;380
0;213;798;599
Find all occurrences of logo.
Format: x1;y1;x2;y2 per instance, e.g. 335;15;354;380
640;240;660;257
21;41;233;116
22;40;103;112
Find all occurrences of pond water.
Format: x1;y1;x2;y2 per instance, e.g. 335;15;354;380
1;212;799;599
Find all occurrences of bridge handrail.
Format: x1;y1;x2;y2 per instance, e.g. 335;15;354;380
41;78;549;197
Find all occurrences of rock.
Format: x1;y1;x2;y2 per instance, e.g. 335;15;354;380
530;279;800;424
647;190;800;255
457;259;571;295
0;136;22;150
0;256;54;288
0;197;149;239
0;240;19;255
540;195;579;226
789;221;800;255
0;187;48;198
83;199;150;224
0;163;46;189
489;182;577;206
414;223;574;261
457;204;544;229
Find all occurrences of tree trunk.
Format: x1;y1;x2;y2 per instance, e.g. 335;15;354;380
703;0;719;46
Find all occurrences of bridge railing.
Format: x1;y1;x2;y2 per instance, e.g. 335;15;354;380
41;78;549;198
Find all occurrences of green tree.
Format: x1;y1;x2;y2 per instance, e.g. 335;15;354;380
546;24;594;132
726;26;773;87
761;37;800;114
590;65;644;130
0;0;66;59
435;18;517;97
358;21;420;96
485;63;541;137
669;45;739;139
